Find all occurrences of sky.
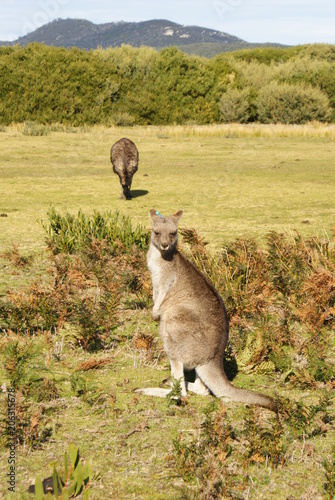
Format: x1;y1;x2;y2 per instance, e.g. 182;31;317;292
1;0;335;46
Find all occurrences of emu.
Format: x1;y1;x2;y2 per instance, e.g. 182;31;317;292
110;138;139;200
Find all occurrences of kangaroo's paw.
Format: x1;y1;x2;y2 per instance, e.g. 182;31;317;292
135;387;171;398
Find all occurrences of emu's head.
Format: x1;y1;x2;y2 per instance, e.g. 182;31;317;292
149;209;183;255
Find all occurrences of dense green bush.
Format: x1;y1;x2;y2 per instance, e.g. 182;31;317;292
256;82;332;124
0;42;334;125
0;43;124;125
43;207;150;254
219;87;253;123
230;45;303;65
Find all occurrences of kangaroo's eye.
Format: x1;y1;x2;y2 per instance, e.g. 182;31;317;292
170;232;177;237
154;231;160;236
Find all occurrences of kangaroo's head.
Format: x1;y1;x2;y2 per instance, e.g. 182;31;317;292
149;209;183;255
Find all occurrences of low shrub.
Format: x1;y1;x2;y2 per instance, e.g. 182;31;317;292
219;87;253;123
257;82;332;124
43;208;150;254
172;395;333;497
180;227;335;383
111;111;136;127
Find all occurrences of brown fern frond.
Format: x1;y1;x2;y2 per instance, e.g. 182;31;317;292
179;227;208;248
75;355;113;371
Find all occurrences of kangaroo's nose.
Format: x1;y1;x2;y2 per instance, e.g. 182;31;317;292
161;243;169;250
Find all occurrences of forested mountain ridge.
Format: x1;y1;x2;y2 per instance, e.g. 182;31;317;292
0;18;285;56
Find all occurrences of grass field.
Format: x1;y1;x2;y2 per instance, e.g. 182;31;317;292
1;123;335;253
0;123;334;499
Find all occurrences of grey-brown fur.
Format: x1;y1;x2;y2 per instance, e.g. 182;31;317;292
110;138;139;199
137;209;277;412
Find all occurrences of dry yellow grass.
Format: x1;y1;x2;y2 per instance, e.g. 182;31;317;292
155;121;335;139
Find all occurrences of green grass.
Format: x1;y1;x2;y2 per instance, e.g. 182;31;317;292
0;124;334;499
1;331;332;499
0;123;334;254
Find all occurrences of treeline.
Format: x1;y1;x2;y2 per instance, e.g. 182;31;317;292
0;42;334;126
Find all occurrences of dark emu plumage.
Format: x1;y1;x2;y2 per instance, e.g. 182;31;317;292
110;137;139;199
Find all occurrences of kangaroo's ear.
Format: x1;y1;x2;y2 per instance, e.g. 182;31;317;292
149;209;157;221
149;209;165;222
170;210;183;225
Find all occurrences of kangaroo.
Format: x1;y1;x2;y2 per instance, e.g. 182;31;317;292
136;209;278;412
110;137;139;199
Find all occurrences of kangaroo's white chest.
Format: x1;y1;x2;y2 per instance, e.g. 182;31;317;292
147;244;176;306
147;245;162;290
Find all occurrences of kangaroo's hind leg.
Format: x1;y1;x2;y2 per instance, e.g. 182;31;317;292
196;356;233;401
186;371;210;396
134;359;186;398
170;358;187;397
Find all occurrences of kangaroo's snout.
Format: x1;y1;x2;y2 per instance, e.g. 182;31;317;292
152;227;177;255
159;233;171;251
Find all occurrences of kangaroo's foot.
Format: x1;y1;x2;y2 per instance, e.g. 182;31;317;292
135;378;211;398
186;376;211;396
134;377;174;398
134;387;171;397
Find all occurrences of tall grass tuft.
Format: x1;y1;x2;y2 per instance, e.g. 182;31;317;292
153;122;335;139
43;208;150;254
22;121;49;136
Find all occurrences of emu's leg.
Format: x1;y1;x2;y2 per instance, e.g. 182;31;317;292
121;184;131;199
120;184;126;199
125;185;132;200
121;185;127;199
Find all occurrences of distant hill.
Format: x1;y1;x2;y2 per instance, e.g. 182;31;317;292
0;18;286;56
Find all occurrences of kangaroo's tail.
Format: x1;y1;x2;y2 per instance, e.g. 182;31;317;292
197;358;278;412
